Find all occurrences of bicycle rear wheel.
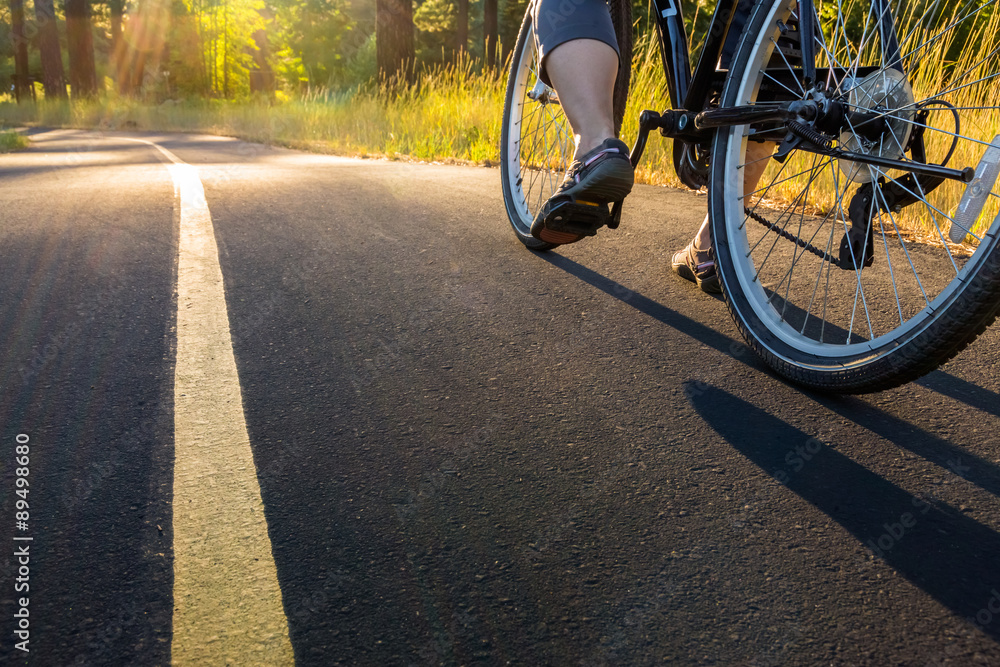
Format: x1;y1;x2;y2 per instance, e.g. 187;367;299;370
500;0;632;250
710;0;1000;393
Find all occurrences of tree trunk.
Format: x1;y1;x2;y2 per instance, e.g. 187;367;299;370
375;0;414;85
34;0;66;98
109;0;125;87
211;9;218;93
197;0;208;92
9;0;31;102
222;0;229;98
249;28;275;98
66;0;99;98
455;0;468;56
130;50;148;93
484;0;498;68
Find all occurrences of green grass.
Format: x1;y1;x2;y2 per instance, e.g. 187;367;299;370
0;59;506;165
0;130;29;153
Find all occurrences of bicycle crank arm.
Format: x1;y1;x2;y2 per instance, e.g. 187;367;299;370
694;101;818;130
610;109;672;229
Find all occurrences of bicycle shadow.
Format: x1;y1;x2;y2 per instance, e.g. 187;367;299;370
766;287;1000;420
542;253;1000;500
916;370;1000;420
687;382;1000;642
537;253;767;366
812;392;1000;501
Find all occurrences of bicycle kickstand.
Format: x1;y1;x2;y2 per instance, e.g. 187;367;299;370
609;110;665;229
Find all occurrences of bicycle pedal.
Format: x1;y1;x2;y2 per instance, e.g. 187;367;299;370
543;198;612;236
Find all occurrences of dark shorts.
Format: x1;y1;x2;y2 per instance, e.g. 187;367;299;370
531;0;619;86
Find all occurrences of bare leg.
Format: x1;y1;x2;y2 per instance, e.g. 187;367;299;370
529;37;632;245
544;39;619;158
691;140;776;249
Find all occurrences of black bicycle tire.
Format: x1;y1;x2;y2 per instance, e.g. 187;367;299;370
609;0;631;138
499;0;632;251
708;0;1000;394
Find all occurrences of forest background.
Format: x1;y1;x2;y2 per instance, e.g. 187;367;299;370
0;0;985;192
0;0;718;177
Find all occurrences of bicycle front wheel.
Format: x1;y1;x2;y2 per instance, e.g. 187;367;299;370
710;0;1000;393
500;0;632;250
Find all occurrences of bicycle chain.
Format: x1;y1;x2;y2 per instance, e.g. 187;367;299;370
743;207;838;264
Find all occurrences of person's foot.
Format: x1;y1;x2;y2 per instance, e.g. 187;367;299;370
672;241;722;294
530;138;634;245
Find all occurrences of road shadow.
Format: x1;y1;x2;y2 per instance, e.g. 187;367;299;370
543;253;1000;499
812;391;1000;502
688;382;1000;642
916;370;1000;420
539;253;765;368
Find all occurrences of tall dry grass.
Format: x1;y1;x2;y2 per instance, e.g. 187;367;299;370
0;57;506;164
621;31;687;190
762;0;1000;243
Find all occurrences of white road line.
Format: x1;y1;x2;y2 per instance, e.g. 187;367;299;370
132;138;294;665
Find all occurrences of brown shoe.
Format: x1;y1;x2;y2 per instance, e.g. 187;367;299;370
672;242;722;294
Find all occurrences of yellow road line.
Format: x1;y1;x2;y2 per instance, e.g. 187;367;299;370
135;138;294;665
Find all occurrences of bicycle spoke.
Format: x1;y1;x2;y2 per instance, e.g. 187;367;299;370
882;113;963;274
835;2;1000;109
739;158;835;203
768;37;806;96
802;203;840;336
753;155;830;281
826;154;876;343
524;110;546;198
763;154;832;298
869;112;1000;153
895;0;1000;72
872;169;932;306
875;200;907;326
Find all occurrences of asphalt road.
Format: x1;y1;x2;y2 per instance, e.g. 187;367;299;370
2;129;1000;665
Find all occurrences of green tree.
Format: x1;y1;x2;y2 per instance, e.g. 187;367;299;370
413;0;454;64
177;0;264;97
483;0;497;67
498;0;527;63
270;0;356;88
455;0;467;54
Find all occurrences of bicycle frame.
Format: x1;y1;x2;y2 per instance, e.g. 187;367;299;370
634;0;969;192
648;0;761;186
651;0;754;114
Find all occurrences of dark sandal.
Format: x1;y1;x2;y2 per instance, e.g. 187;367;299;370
672;242;722;294
531;138;634;245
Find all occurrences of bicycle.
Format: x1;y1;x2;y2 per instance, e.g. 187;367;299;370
499;0;1000;393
